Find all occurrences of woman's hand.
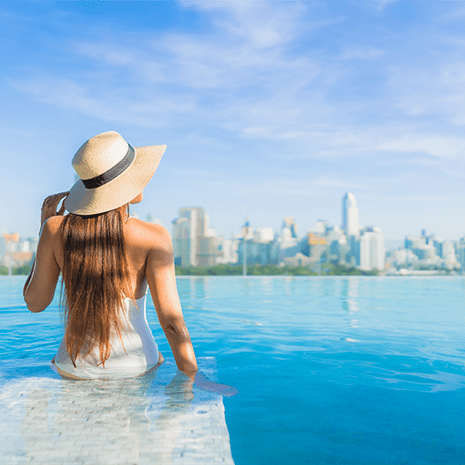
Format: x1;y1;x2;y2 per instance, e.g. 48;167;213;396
193;371;238;397
41;192;69;225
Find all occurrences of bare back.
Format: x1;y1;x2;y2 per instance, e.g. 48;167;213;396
25;212;197;378
51;215;168;300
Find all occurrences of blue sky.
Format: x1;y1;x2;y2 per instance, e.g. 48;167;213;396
1;1;465;240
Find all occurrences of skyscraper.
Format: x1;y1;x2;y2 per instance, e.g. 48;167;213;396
342;192;360;237
172;207;217;267
282;216;298;238
360;227;385;271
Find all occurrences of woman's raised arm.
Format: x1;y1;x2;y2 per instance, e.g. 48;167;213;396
23;217;61;312
23;192;68;312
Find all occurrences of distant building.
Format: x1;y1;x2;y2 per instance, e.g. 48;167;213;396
308;220;329;236
386;248;419;268
342;192;360;237
279;217;299;258
411;243;437;262
172;207;217;267
238;226;279;266
360;227;385;271
197;236;218;267
307;233;327;262
1;233;20;267
0;235;6;259
282;217;298;238
19;240;30;253
399;232;462;271
333;236;350;265
216;236;239;264
347;235;360;267
457;238;465;273
254;228;274;244
324;226;347;263
29;237;38;255
283;252;314;268
405;235;427;250
172;217;191;266
11;251;34;267
440;240;455;259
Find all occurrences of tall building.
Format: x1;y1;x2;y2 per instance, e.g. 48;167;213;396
360;227;385;271
280;217;299;258
172;217;191;267
238;226;279;266
254;228;274;243
282;217;298;238
172;207;215;267
307;233;327;262
457;238;465;273
342;192;360;237
0;235;6;260
216;236;239;264
405;234;438;262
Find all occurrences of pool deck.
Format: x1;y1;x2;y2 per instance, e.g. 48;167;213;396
0;358;234;465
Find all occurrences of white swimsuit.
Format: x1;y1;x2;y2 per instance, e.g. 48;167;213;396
52;290;159;379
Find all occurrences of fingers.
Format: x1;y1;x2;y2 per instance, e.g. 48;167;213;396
42;192;69;207
42;192;70;217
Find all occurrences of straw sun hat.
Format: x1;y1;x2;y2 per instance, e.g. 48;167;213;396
64;131;166;215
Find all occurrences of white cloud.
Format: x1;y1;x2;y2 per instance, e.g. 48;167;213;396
338;47;385;60
374;134;465;160
8;1;465;178
436;5;465;22
387;58;465;126
183;0;306;49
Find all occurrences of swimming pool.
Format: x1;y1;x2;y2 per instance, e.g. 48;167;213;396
1;276;465;464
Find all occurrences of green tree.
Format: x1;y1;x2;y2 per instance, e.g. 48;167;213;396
12;265;32;275
174;263;379;277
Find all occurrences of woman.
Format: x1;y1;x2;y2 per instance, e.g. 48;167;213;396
23;131;236;396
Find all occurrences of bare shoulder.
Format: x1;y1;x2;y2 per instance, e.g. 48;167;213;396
43;215;65;234
126;219;173;269
126;218;172;251
34;216;66;271
40;216;65;250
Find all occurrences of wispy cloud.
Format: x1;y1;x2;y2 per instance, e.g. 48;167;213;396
4;1;465;237
10;1;465;166
184;0;306;49
338;47;385;60
8;3;465;146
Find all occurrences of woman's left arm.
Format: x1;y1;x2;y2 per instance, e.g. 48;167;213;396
23;192;68;312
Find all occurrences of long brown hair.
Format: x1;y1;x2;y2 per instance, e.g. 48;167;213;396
59;204;134;367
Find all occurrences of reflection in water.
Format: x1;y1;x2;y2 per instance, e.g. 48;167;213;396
2;359;233;465
341;277;360;329
192;277;209;301
176;277;209;310
241;276;252;296
260;277;273;293
283;276;295;296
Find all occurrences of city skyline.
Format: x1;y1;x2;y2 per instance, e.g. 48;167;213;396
1;189;463;244
1;2;465;239
4;189;461;249
2;190;463;274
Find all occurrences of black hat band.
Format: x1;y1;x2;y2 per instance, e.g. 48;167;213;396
82;145;136;190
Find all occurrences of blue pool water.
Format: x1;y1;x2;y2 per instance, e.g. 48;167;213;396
1;276;465;464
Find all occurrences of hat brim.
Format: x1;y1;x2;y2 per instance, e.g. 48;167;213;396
64;144;167;215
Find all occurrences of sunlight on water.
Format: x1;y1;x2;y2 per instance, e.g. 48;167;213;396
2;276;465;464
